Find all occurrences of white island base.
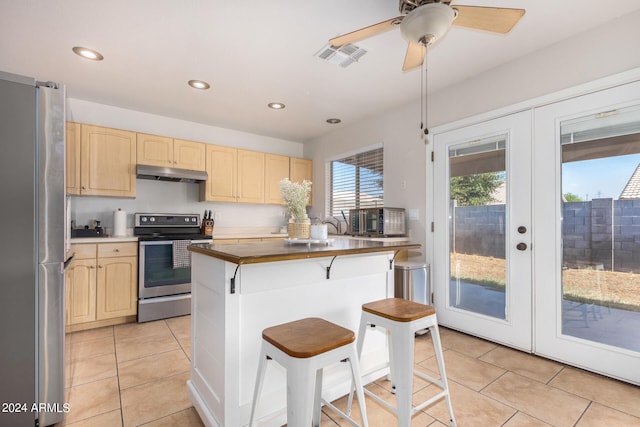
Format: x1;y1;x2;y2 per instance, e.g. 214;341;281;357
187;250;397;427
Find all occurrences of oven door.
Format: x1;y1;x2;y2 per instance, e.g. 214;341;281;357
138;239;209;299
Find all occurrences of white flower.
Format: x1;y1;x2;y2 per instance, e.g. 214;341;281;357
279;178;312;220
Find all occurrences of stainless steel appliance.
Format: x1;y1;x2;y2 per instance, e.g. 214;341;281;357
134;213;212;322
0;72;67;426
348;207;407;236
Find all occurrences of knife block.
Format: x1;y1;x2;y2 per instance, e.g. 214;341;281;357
201;219;214;237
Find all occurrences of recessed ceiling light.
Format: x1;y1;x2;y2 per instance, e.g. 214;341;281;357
268;102;285;110
72;46;104;61
326;118;342;124
188;80;210;90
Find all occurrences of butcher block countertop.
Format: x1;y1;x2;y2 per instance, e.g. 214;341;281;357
188;238;420;265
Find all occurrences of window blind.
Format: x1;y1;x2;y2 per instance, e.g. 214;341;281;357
326;147;384;216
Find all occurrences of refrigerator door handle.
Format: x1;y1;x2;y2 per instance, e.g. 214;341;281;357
63;252;75;270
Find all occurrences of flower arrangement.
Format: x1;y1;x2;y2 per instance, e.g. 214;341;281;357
279;178;311;221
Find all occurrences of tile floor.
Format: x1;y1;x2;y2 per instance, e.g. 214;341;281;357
62;316;640;427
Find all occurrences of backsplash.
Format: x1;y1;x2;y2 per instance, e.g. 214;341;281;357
70;179;290;233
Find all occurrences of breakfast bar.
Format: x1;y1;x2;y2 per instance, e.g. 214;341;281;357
187;239;420;427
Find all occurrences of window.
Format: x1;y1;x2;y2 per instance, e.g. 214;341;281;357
326;146;384;216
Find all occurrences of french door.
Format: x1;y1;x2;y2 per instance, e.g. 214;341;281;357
433;110;533;350
534;81;640;384
433;80;640;384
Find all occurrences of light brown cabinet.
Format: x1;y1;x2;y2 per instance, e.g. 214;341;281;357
237;149;265;203
264;154;290;205
200;144;238;202
66;124;137;198
66;242;137;331
137;133;206;171
290;157;313;205
200;146;265;203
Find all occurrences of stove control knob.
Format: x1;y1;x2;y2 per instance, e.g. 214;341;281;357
141;217;147;222
150;217;156;222
191;217;197;222
184;217;190;222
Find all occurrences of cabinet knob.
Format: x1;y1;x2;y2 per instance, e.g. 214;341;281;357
114;248;120;252
98;265;103;268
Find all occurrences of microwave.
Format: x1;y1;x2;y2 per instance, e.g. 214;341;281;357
347;207;406;237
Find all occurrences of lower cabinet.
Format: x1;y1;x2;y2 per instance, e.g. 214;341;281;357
66;242;138;331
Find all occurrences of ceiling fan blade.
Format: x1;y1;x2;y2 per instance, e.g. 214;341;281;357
452;6;525;34
330;16;403;47
402;42;425;72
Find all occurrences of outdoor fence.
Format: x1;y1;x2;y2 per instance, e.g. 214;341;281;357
451;198;640;272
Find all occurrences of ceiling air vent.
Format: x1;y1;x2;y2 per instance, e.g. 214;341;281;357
315;43;367;68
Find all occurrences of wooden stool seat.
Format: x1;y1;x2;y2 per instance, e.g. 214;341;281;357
362;298;436;322
263;317;355;358
250;317;368;427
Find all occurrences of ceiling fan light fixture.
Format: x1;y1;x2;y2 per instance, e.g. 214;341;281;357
400;3;457;46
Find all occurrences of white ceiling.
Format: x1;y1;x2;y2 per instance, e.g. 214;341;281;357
2;0;640;142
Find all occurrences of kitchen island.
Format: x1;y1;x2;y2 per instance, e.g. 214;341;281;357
187;239;420;427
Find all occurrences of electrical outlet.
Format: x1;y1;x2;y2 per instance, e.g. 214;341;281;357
401;180;407;190
408;209;419;220
214;211;221;220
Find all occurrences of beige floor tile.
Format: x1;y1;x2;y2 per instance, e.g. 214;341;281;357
139;407;204;427
115;330;180;362
118;349;190;390
62;409;122;427
165;315;191;340
418;380;515;427
64;376;120;424
549;367;640;418
438;328;498;358
69;326;114;344
414;331;436;364
503;412;552;426
479;346;564;383
329;382;436;426
482;371;589;427
177;335;191;360
67;352;117;387
120;371;192;427
69;336;114;361
419;349;506;391
576;402;640;426
114;319;172;341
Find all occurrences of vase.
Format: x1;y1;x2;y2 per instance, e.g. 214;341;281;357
287;218;311;239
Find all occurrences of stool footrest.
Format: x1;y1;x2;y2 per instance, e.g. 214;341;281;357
414;369;445;389
363;388;397;415
322;399;363;427
413;390;448;413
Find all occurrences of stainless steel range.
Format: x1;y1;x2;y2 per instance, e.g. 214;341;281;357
134;213;212;322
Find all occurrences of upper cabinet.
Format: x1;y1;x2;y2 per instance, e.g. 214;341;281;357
137;133;205;171
237;149;265;204
66;124;136;198
290;157;313;205
264;154;290;205
200;144;238;202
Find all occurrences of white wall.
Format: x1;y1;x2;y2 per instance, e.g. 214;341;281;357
305;10;640;262
67;99;303;231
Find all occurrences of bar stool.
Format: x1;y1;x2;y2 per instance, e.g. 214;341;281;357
249;317;369;427
348;298;456;427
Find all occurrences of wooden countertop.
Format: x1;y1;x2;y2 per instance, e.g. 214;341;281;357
188;239;420;265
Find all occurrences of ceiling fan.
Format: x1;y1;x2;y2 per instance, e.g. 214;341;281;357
329;0;525;71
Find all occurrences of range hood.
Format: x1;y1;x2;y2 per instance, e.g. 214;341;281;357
136;164;208;183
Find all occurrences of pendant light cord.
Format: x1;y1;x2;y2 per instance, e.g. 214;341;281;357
421;46;429;136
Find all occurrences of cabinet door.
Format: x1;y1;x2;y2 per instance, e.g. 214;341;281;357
200;144;237;202
264;154;290;204
237;149;265;203
289;157;313;205
80;124;136;198
65;259;96;325
66;122;81;196
137;133;173;167
174;139;206;171
96;256;137;320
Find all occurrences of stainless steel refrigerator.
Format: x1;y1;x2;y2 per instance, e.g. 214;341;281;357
0;71;67;426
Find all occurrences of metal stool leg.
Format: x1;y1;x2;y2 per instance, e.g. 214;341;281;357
429;323;457;427
249;343;269;427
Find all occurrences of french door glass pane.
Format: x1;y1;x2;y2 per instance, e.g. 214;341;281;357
561;105;640;352
449;136;507;319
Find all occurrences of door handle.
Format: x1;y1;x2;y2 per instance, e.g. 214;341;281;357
516;243;528;251
517;226;527;234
